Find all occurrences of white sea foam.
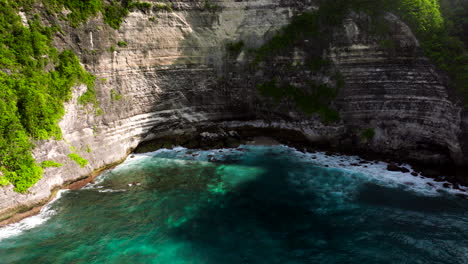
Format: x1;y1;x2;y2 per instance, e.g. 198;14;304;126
82;150;172;189
97;189;127;193
81;177;106;189
121;145;467;197
285;146;468;197
3;145;463;243
0;190;68;241
80;144;468;198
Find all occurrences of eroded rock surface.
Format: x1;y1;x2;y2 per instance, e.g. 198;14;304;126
0;0;465;219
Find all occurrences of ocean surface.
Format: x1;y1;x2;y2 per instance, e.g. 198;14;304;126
0;145;467;264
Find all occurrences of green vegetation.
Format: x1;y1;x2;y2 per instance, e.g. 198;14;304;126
96;107;103;116
78;84;98;106
154;2;173;12
41;0;103;27
0;176;9;186
439;0;468;105
86;145;92;153
306;56;331;72
226;41;244;56
0;0;466;192
257;80;340;123
257;81;283;103
204;0;221;12
252;11;333;64
393;0;467;105
110;89;123;101
58;50;97;106
348;0;467;104
68;144;77;153
253;0;468;114
38;0;154;29
0;0;96;192
361;128;376;140
117;40;128;47
439;0;468;47
41;160;63;168
68;153;88;168
129;1;152;12
103;0;131;29
251;5;345;121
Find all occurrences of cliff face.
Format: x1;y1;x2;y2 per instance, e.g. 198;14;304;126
0;0;465;218
332;13;462;165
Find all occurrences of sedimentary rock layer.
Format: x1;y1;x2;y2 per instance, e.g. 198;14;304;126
0;0;464;218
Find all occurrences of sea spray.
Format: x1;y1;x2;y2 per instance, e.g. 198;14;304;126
0;189;68;241
0;145;466;263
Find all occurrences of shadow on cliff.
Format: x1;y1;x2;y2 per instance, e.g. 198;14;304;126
143;9;256;132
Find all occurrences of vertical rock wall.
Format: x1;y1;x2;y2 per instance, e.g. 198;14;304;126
0;0;465;218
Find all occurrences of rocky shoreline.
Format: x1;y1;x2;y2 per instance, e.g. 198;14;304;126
0;155;128;227
1;0;467;240
136;125;468;189
1;125;467;227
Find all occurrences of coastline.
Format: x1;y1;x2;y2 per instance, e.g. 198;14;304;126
0;154;130;228
1;126;467;228
135;125;468;188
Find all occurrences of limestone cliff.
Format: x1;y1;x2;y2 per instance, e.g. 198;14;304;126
0;0;466;219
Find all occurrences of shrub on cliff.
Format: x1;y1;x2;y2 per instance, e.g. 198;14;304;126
0;0;95;192
0;0;171;193
352;0;468;104
68;153;88;168
253;0;468;108
0;176;9;186
42;0;103;27
103;0;131;29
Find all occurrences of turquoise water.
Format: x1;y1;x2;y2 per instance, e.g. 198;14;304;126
0;145;467;264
